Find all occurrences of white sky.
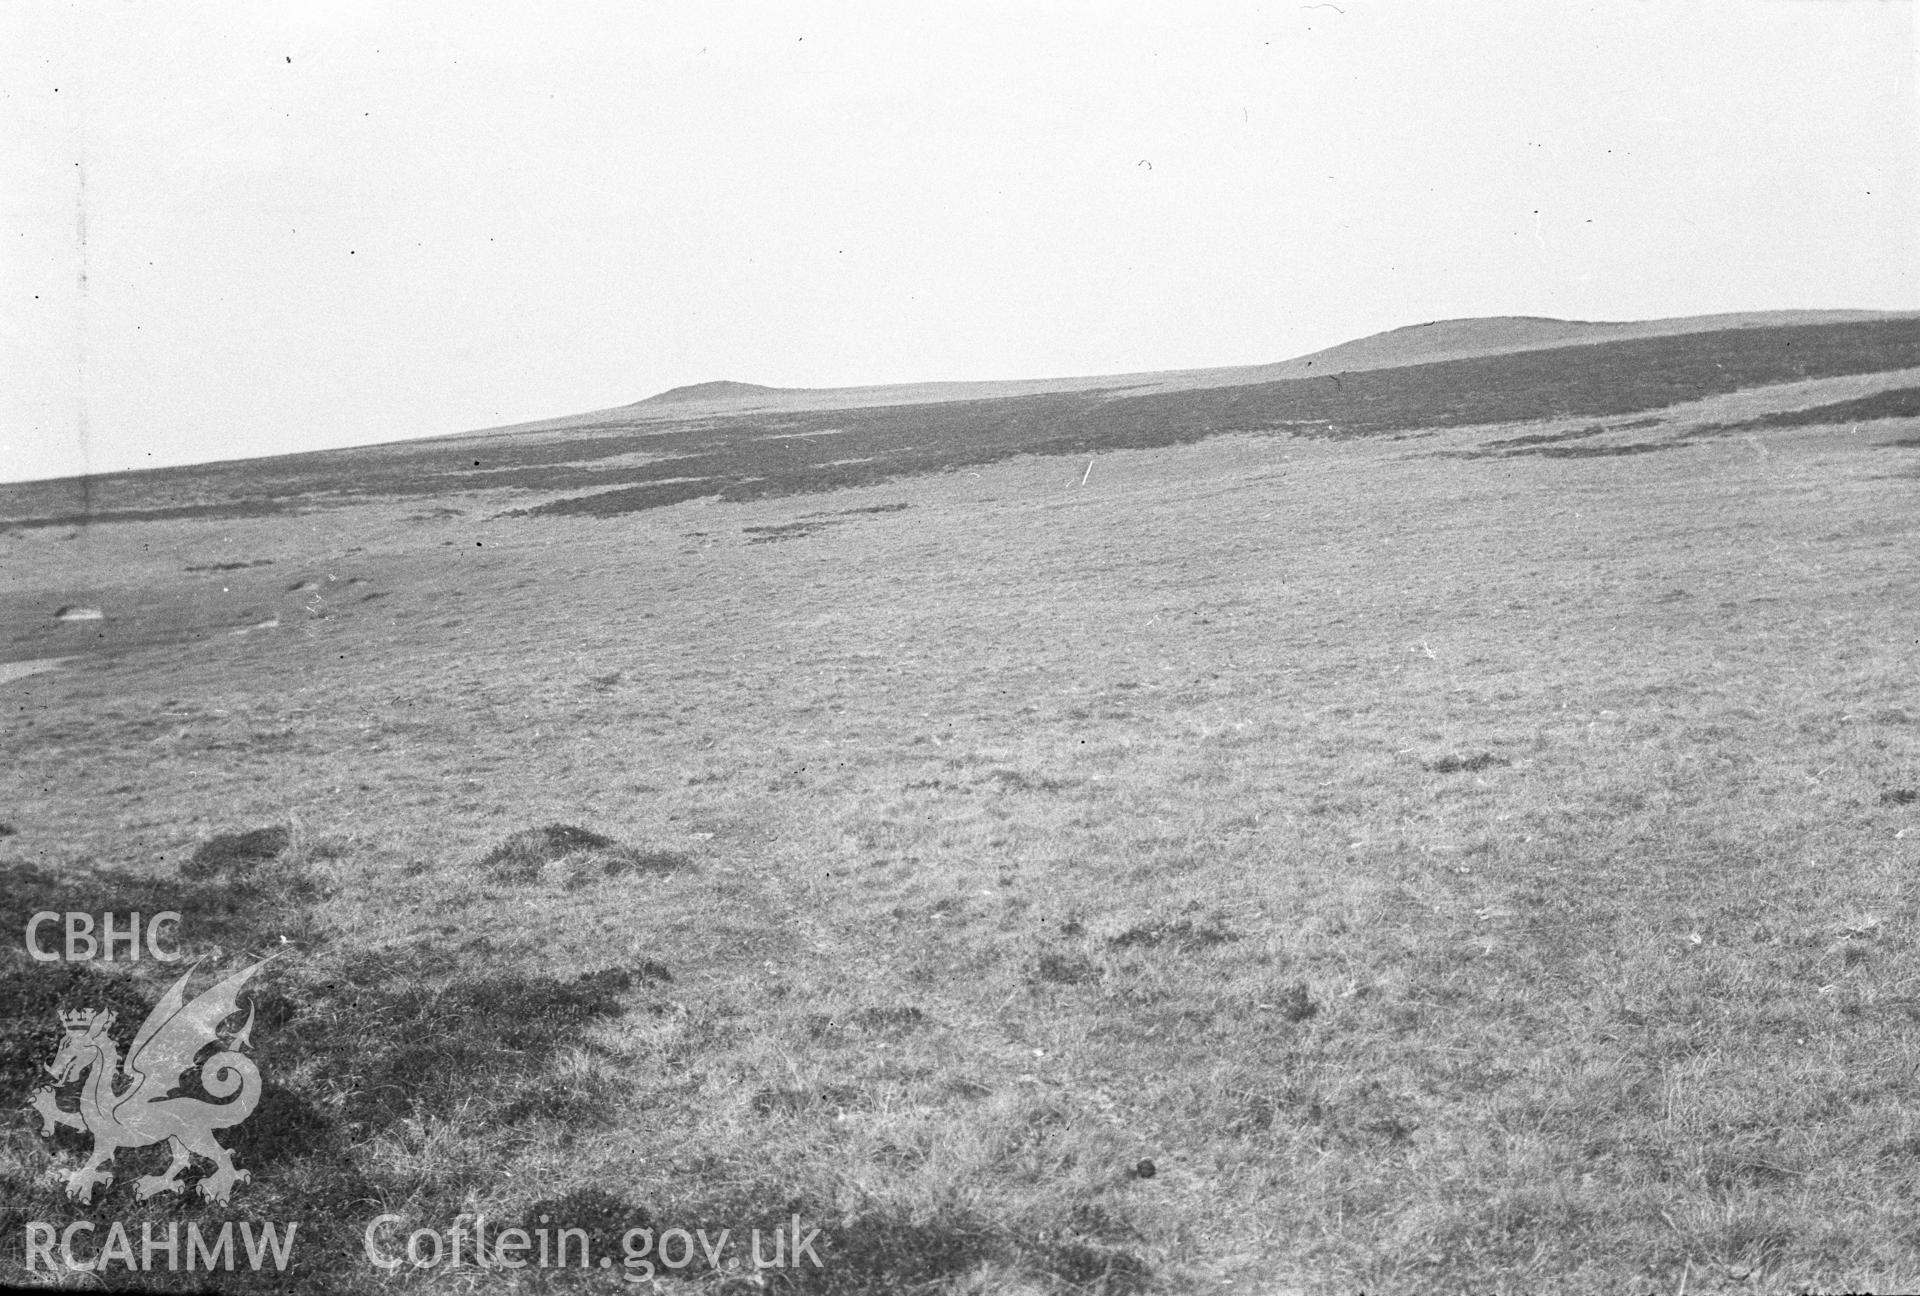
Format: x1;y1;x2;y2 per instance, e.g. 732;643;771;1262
3;2;1915;484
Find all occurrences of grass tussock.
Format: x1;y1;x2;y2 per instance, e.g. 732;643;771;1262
1107;916;1240;952
477;822;692;886
182;824;291;878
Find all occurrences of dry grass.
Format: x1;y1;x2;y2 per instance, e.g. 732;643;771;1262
1;398;1918;1293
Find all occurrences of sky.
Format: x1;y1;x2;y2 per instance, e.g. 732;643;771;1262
3;1;1915;484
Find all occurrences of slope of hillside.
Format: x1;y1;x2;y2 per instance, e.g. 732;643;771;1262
4;313;1918;529
558;308;1915;425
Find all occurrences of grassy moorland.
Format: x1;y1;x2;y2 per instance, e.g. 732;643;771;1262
2;329;1920;1294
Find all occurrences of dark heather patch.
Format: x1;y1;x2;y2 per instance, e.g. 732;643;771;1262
744;520;836;544
315;964;637;1130
1033;953;1102;985
850;1005;929;1032
1689;385;1920;437
1520;441;1678;458
984;768;1077;792
1481;425;1612;449
1425;751;1512;773
1108;919;1241;952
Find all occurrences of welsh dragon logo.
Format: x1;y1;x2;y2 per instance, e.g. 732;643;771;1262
29;957;273;1205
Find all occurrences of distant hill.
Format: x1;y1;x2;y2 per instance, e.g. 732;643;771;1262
1275;310;1911;376
574;308;1917;426
638;380;787;405
6;312;1918;525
